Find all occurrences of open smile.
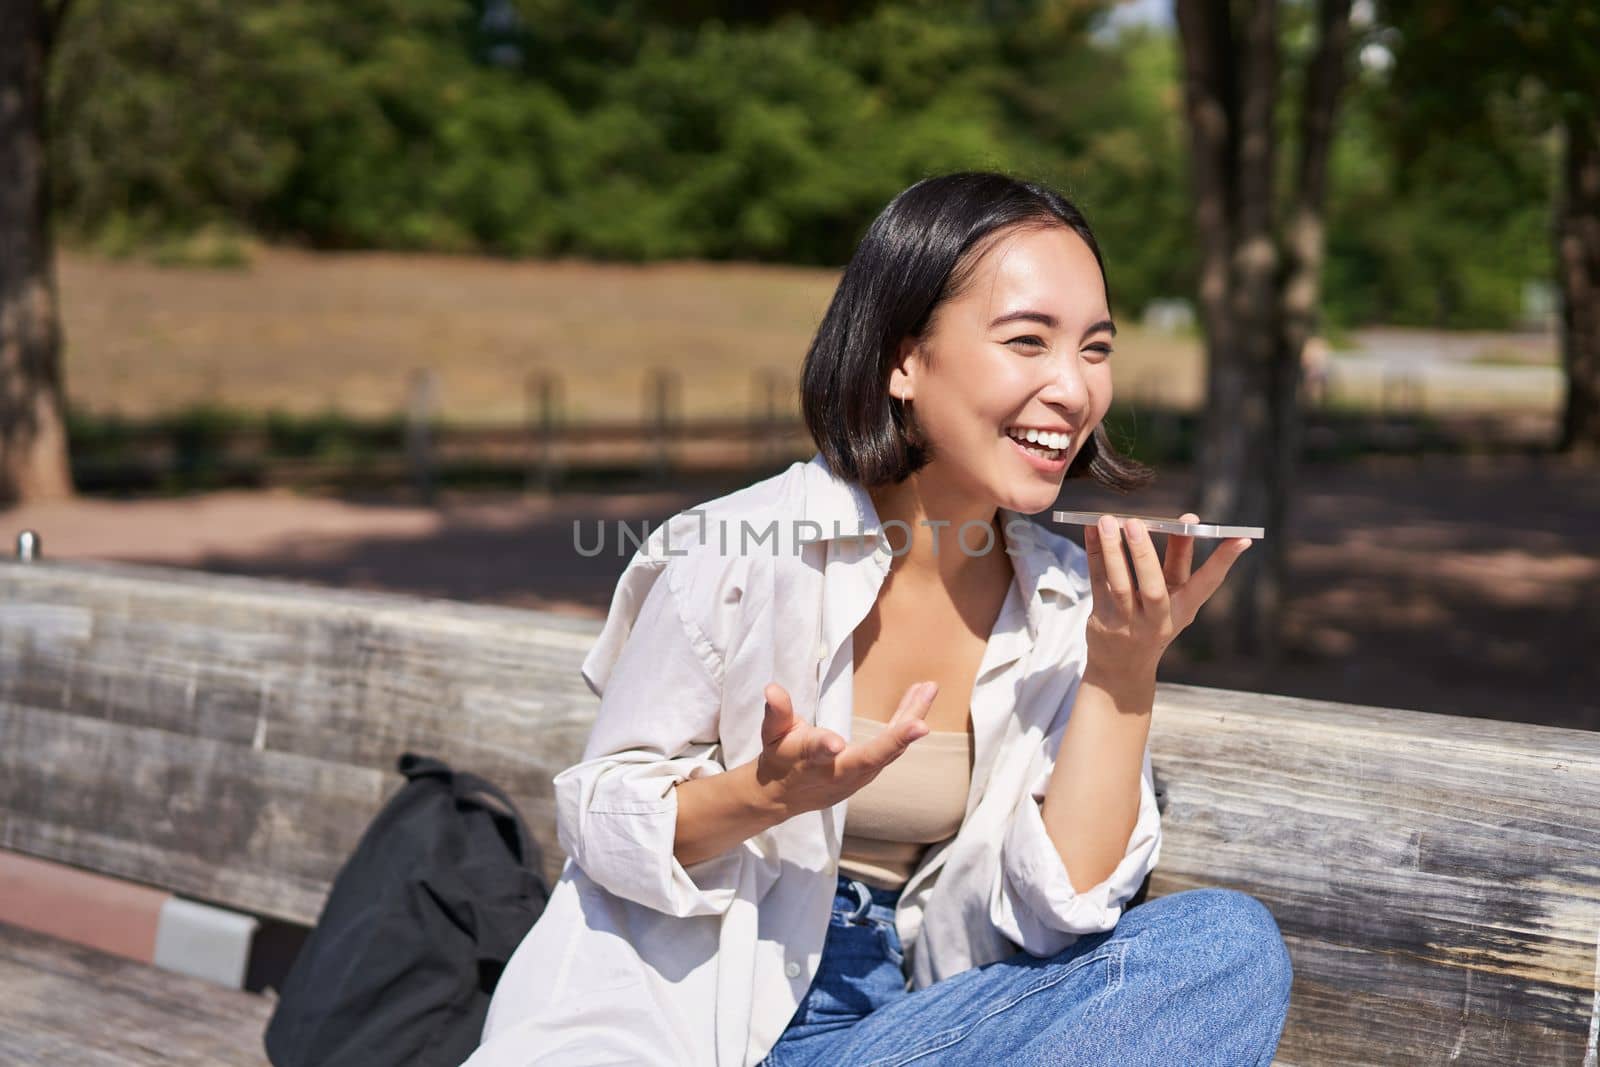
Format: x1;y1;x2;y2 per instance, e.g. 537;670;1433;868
1003;427;1070;472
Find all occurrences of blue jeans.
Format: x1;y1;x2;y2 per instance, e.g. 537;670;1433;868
759;872;1293;1066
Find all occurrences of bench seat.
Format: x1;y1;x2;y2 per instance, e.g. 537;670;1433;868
0;920;271;1066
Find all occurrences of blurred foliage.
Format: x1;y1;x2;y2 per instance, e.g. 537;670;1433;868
1364;0;1596;330
1323;66;1554;329
46;0;1565;329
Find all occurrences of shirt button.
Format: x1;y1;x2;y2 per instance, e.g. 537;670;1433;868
815;639;828;662
785;961;801;978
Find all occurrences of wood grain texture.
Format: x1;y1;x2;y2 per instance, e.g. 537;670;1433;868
0;921;272;1066
2;557;1597;1065
1146;682;1600;1066
0;557;595;920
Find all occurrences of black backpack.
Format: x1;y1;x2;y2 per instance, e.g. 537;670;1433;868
264;752;550;1067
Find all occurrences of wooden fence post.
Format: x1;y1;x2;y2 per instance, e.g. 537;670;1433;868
406;368;437;505
750;368;783;473
646;368;679;482
525;370;565;494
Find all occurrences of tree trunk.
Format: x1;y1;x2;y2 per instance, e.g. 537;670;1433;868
1556;109;1600;458
0;0;74;506
1175;0;1350;664
1268;0;1352;663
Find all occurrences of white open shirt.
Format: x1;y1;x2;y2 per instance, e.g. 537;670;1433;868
462;451;1162;1067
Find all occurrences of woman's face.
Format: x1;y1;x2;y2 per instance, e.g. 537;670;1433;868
890;223;1116;517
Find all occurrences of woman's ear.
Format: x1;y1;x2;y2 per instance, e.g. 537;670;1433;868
887;336;920;402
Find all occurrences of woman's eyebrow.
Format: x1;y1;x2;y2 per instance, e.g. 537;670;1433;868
988;310;1118;341
989;310;1057;329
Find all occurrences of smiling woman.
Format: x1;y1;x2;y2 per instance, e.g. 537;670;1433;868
799;171;1154;501
464;172;1286;1067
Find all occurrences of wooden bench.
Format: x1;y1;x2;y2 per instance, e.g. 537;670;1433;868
1;555;1596;1065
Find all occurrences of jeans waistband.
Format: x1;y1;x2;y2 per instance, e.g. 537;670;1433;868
835;871;902;922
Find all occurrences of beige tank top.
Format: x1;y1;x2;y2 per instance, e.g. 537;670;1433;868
837;714;975;891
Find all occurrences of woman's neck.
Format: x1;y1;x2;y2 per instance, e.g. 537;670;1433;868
867;470;1006;591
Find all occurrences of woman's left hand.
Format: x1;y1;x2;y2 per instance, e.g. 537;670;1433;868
1082;511;1253;688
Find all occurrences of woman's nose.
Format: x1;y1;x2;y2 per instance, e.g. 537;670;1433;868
1038;354;1092;410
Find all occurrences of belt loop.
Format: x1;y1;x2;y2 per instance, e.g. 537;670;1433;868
847;879;873;922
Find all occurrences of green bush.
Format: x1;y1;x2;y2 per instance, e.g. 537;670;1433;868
46;0;1556;328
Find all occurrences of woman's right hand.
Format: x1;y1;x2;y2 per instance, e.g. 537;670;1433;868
754;680;939;817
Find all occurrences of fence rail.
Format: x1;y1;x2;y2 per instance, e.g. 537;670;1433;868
68;365;1564;495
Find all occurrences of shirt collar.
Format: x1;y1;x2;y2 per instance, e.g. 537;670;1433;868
800;450;1083;641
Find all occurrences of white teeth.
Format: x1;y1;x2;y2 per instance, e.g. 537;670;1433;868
1008;428;1070;450
1007;430;1064;460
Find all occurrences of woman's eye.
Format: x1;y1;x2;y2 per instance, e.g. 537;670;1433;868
1007;336;1046;349
1087;344;1114;359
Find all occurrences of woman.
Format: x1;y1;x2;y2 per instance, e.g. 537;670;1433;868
464;172;1293;1067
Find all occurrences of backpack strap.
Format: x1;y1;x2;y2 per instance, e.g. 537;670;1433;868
396;752;535;868
398;752;454;782
452;772;534;867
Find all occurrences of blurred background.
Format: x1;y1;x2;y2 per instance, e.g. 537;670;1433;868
3;0;1596;730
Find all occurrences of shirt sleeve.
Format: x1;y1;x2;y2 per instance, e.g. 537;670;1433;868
986;688;1163;956
553;554;777;919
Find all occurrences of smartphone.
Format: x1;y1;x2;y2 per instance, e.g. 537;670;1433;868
1050;511;1266;540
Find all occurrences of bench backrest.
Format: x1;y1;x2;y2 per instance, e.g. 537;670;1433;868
2;557;1595;1065
0;557;593;922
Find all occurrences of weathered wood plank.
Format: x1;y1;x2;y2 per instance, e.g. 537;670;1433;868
1147;683;1600;1066
1;705;390;924
0;558;598;911
2;558;1597;1065
0;921;272;1066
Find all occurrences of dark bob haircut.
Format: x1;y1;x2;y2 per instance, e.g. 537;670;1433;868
800;171;1155;494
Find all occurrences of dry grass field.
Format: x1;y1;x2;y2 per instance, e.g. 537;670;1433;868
57;246;1561;428
57;246;1212;424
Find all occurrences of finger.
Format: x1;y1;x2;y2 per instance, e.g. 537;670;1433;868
846;721;922;773
853;683;936;768
1122;518;1170;611
1083;521;1108;594
1096;514;1136;614
761;683;798;748
1172;536;1253;621
804;726;847;765
888;680;938;732
1163;512;1199;589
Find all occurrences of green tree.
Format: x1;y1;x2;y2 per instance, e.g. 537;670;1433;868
1;0;75;504
44;0;1193;294
1378;0;1600;457
1322;53;1553;330
1173;0;1357;663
